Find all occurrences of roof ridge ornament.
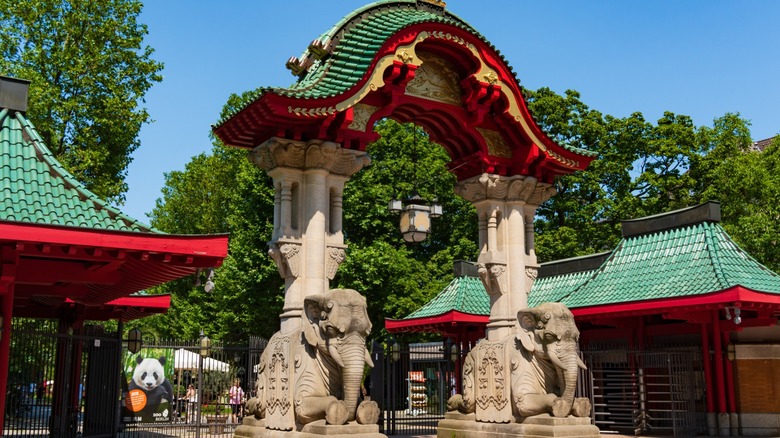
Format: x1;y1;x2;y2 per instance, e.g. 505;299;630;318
419;0;447;9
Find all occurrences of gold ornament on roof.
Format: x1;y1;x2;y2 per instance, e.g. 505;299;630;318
420;0;447;7
483;71;499;85
397;50;414;64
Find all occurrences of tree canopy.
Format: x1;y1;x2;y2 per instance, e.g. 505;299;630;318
0;0;163;202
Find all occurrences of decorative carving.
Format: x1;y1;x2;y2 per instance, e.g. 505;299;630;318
325;246;346;280
483;71;499;85
268;241;302;279
287;105;337;117
476;128;512;158
348;104;379;131
455;173;556;205
474;341;509;422
525;267;538;282
249;138;371;177
405;52;461;105
478;262;507;297
266;335;292;418
397;50;413;64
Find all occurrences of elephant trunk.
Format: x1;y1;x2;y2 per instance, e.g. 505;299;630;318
338;337;367;421
549;347;579;417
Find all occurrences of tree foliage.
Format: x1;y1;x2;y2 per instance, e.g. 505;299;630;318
0;0;163;202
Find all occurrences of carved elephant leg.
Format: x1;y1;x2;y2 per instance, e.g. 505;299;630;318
515;393;557;417
296;395;348;425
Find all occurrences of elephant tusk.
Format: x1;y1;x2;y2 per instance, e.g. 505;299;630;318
329;343;345;368
364;347;374;368
577;356;587;370
547;349;566;371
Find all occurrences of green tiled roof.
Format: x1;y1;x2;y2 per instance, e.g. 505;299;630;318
404;276;489;319
219;1;498;123
0;108;160;232
559;221;780;308
529;269;595;308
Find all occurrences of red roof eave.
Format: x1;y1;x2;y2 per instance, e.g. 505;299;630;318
572;286;780;321
0;220;229;257
386;310;489;333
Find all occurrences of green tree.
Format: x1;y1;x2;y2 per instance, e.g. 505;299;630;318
0;0;163;202
691;115;780;272
526;88;698;262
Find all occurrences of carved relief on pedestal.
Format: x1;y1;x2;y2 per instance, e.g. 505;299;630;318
248;138;371;177
478;262;508;297
474;341;510;422
455;173;556;205
525;267;538;282
266;334;293;425
405;52;461;105
268;241;302;279
325;246;346;280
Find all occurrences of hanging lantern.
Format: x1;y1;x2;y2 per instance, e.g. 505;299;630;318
389;193;441;243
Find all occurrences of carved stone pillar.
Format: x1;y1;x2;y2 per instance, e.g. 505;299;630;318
455;173;556;341
249;137;370;333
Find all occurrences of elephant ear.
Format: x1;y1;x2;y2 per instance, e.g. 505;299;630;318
517;309;539;352
303;294;327;347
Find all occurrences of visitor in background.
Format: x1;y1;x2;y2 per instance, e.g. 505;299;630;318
228;379;244;424
185;384;197;423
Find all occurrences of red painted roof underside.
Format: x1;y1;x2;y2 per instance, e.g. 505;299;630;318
1;221;228;321
385;310;489;335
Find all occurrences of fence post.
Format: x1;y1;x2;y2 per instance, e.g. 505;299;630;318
370;341;383;430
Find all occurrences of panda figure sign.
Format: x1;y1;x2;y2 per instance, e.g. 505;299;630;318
124;355;174;423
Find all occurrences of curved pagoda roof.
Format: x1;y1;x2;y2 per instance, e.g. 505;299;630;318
385;274;489;335
0;80;228;319
388;202;780;333
214;0;596;183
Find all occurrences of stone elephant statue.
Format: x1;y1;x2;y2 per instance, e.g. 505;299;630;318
245;288;379;430
448;302;591;421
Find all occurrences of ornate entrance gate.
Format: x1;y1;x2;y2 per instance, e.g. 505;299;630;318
583;348;705;437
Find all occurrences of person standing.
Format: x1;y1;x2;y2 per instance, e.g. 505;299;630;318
228;379;244;424
185;384;197;423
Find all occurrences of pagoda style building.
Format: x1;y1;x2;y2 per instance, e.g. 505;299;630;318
0;76;229;436
389;202;780;437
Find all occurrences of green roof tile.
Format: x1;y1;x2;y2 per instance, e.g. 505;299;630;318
404;276;489;319
0;108;162;233
558;221;780;308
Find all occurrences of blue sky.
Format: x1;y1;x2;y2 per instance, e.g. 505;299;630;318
123;0;780;222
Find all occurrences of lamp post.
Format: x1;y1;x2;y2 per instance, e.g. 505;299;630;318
388;194;442;243
196;331;211;438
126;328;142;354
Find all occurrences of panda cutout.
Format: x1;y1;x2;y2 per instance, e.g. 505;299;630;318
128;355;174;420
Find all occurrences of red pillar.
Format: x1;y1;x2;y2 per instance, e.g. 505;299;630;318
722;335;736;413
0;282;15;435
700;322;714;413
712;310;727;414
0;245;18;436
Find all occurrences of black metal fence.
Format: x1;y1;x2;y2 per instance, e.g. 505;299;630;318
4;318;266;438
376;341;461;436
583;347;705;437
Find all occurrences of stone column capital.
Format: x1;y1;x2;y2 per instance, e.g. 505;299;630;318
268;240;302;279
249;137;371;177
455;173;556;205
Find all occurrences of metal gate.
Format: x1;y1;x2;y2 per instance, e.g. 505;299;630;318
5;318;121;437
584;348;704;437
377;341;459;436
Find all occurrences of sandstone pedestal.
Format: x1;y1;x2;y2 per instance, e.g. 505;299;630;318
437;413;600;438
234;417;386;438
